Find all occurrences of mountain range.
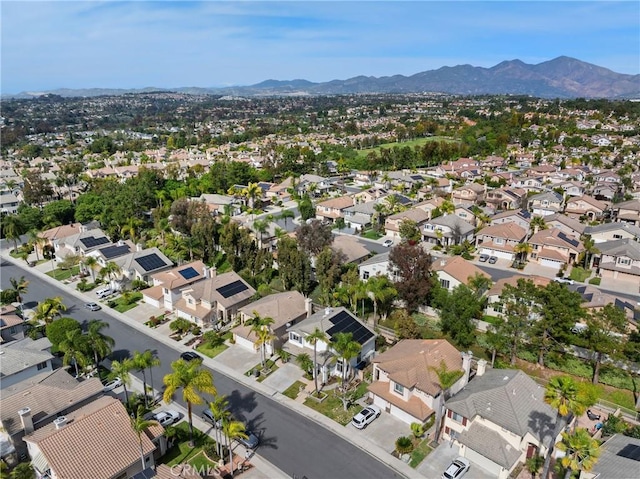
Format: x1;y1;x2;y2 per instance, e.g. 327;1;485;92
7;56;640;100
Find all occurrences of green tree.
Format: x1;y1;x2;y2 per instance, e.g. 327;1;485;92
296;352;314;376
222;419;248;477
248;312;275;369
59;329;90;378
430;359;464;441
9;462;34;479
514;242;533;263
389;242;433;313
85;319;114;370
208;394;231;457
163;358;216;446
398;219;421;243
278;209;295;228
298;195;315;221
130;405;158;470
83;255;98;282
295;219;333;256
32;296;67;325
555;428;601;479
366;275;397;326
307;327;328;394
332;332;361;393
584;304;627;384
392;309;422;339
8;276;29;313
134;349;161;406
45;317;81;352
315;247;345;305
438;285;481;348
2;214;26;252
110;358;134;407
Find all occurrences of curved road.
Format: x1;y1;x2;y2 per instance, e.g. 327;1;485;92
1;258;402;479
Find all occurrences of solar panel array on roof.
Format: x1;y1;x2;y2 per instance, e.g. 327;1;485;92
216;279;249;299
99;244;131;259
617;444;640;461
131;468;156;479
178;267;199;280
326;310;374;345
558;231;580;247
135;253;168;272
79;236;110;249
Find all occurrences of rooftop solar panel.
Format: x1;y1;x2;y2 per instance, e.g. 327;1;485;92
100;244;131;259
558;231;580;247
617;444;640;461
135;253;168;272
178;267;199;280
217;279;249;299
326;310;374;345
79;236;110;248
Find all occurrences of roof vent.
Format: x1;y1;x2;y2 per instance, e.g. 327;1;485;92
54;416;67;429
503;376;509;381
324;308;333;316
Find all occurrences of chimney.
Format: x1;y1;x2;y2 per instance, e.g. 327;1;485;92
202;266;209;278
18;407;34;434
476;359;487;377
461;351;472;386
209;267;216;279
54;416;67;430
117;240;125;246
305;298;313;318
136;243;143;252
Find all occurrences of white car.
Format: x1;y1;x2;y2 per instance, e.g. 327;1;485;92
553;277;574;285
350;405;381;429
442;457;470;479
102;377;122;392
153;410;181;427
382;239;394;247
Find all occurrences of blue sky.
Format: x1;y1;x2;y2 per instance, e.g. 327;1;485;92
2;1;639;93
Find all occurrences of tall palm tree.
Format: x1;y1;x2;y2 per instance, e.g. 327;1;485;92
208;394;231;457
248;312;275;369
8;276;29;313
163;359;216;446
332;332;361;392
366;275;397;326
514;242;533;263
100;261;121;287
27;229;46;262
130;405;158;471
540;376;588;479
32;296;67;325
306;327;328;394
59;329;89;378
556;428;601;479
242;182;262;210
580;235;599;269
252;219;269;248
120;217;144;244
222;418;248;477
110;358;134;406
133;350;151;408
278;209;294;228
83;256;98;282
86;319;115;371
2;214;25;252
136;349;161;405
531;216;547;234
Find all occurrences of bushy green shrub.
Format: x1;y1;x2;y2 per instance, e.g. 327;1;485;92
602;413;627;436
77;279;97;292
395;436;414;454
588;277;601;285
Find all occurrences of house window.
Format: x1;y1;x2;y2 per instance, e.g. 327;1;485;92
393;382;404;395
618;258;631;265
37;361;48;370
363;271;370;280
493;303;503;314
613;234;622;239
440;279;450;289
289;332;302;344
451;412;465;424
495;238;504;244
336;360;344;373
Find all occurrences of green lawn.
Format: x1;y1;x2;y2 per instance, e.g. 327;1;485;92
409;438;433;468
282;380;306;399
303;389;362;426
196;342;229;358
245;359;279;382
109;292;143;313
362;229;383;240
569;267;591;282
161;422;215;467
47;265;80;281
356;136;458;158
482;315;502;326
188;451;217;470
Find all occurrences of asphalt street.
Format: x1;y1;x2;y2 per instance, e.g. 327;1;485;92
0;259;401;479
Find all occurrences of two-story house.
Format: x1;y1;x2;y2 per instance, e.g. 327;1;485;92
527;227;583;269
584;222;640;244
489;209;532;233
443;368;562;479
612;199;640;226
431;256;491;292
367;339;467;425
0;305;25;343
594;238;640;284
528;191;564;217
544;213;586;238
0;338;53;390
384;208;430;240
342;200;378;232
422;215;475;247
564;195;609;221
485;188;526;211
451;183;485;206
110;247;174;285
141;260;207;310
475;222;528;261
315;195;355;224
286;307;376;384
358;252;396;281
484;275;551;318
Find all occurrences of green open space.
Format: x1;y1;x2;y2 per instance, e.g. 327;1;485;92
356;136;458;159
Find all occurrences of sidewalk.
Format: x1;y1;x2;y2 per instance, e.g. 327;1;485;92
1;250;422;479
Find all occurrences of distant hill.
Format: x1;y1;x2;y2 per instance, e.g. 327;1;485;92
6;56;639;99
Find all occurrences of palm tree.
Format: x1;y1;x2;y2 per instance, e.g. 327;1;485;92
514;242;533;263
100;261;121;287
556;428;601;479
59;329;89;377
248;312;275;369
86;319;115;371
139;349;161;405
110;358;134;407
581;235;599;269
252;219;269;248
132;349;160;408
278;209;294;228
208;394;231;457
306;327;328;394
27;229;46;262
32;296;67;325
540;376;588;479
242;182;262;210
531;216;547;234
296;352;314;377
2;213;26;252
130;405;158;471
8;276;29;313
332;332;361;392
366;275;397;326
83;256;98;282
120;217;144;244
8;462;34;479
222;418;248;477
163;359;216;446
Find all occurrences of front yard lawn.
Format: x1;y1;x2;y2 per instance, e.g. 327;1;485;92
196;342;228;358
362;229;383;240
303;388;362;426
283;380;306;400
161;422;215;467
409;438;433;468
109;292;143;313
569;267;591;282
47;265;80;281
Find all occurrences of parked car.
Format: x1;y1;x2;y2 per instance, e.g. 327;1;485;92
95;287;113;299
478;254;489;262
488;256;498;264
553;277;574;285
350;405;381;429
202;408;223;427
382;239;394;247
180;351;202;362
85;302;101;311
442;457;470;479
102;377;122;392
153;410;181;427
237;430;260;449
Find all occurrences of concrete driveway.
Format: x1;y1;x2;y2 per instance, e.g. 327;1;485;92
261;362;304;392
417;441;498;479
214;343;261;375
345;409;412;454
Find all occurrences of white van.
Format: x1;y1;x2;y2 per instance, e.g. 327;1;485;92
95;287;112;299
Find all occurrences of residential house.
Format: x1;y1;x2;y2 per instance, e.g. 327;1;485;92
413;197;446;219
557;180;586;197
584;222;640;244
431;256;491;292
234;291;311;354
451;183;485;206
174;269;256;326
286;307;376;384
88;240;136;267
594;238;640;284
53;227;110;262
297;173;335;197
514;176;544;192
484;275;551;318
544;213;586;238
195;194;241;216
613;198;640;226
564;195;609;221
485;188;526;211
591;183;619;202
358;252;396;281
0;192;22;214
110;247;174;285
0;369;103;459
266;177;293;203
342;200;377;232
528;227;582;269
0;305;26;343
443;368;562;479
367;339;468;425
422;215;475;247
475;222;528;261
528;191;564;217
584;434;640;479
489;209;532;233
24;396;165;479
384;208;430;240
0;337;53;390
574;285;639;324
141;260;207;310
453;205;479;227
331;235;371;265
315;195;355;223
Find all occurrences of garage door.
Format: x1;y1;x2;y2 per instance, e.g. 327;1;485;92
540;258;562;269
465;448;502;477
480;248;512;260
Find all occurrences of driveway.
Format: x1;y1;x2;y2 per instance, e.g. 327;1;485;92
346;409;412;454
260;362;304;392
417;441;498;479
213;343;262;375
